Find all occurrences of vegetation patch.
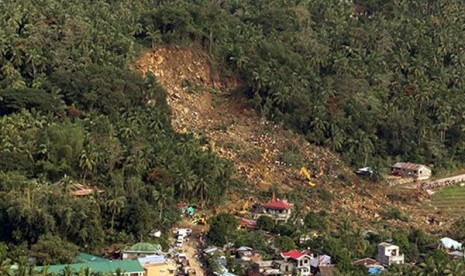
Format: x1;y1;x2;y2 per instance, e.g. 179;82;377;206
431;185;465;215
279;145;304;168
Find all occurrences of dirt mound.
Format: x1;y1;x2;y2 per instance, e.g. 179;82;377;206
133;46;447;232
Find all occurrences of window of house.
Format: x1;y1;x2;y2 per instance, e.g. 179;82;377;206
391;249;397;256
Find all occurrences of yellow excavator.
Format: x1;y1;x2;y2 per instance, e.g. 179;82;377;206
300;167;317;187
190;213;207;225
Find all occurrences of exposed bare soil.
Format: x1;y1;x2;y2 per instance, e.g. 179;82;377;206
133;46;449;232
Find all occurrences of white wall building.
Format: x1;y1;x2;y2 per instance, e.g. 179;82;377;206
376;243;404;266
391;162;432;180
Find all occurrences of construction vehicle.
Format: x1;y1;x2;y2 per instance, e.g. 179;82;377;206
190;213;207;225
300;167;316;187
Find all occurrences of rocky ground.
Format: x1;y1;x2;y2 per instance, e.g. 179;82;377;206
133;46;448;233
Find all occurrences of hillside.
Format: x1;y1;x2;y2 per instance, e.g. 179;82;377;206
133;46;446;232
134;47;348;191
2;0;465;273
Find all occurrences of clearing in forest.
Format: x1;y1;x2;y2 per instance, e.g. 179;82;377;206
429;185;465;215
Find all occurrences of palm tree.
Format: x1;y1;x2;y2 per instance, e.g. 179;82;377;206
59;266;74;276
77;267;92;276
152;184;174;219
325;124;344;152
79;149;97;183
106;194;126;232
0;253;13;276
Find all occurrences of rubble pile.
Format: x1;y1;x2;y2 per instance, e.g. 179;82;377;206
133;46;449;233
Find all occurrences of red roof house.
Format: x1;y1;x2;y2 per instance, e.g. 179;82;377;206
239;217;258;229
280;250;312;276
262;200;293;210
257;193;293;223
353;258;380;267
281;250;306;260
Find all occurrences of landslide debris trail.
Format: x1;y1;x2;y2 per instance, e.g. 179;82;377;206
133;46;345;191
133;46;445;231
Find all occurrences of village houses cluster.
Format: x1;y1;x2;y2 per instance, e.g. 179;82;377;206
31;164;465;276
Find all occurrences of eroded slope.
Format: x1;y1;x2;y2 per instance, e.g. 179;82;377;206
133;46;444;231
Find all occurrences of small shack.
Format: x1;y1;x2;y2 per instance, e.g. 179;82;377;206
391;162;431;180
376;243;404;266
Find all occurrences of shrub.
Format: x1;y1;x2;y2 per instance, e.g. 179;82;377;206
274;236;296;251
316;188;333;202
207;213;239;246
257;216;275;231
279;146;303;168
381;207;408;222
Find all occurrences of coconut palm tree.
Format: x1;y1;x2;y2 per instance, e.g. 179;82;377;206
106;193;126;232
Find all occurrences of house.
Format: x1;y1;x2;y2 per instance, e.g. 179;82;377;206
71;184;104;196
256;194;293;223
138;255;165;265
36;260;145;276
238;217;258;229
425;242;443;251
353;258;384;275
425;238;463;260
391;162;431;180
277;249;331;276
144;263;175;276
376;243;404;266
318;265;335;276
236;246;253;262
440;237;462;250
272;260;295;276
249;261;280;275
353;258;379;267
138;255;176;276
236;247;261;263
280;250;313;276
310;254;331;275
123;243;162;259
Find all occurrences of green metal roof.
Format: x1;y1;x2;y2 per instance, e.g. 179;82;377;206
126;242;161;252
36;260;144;275
74;253;108;263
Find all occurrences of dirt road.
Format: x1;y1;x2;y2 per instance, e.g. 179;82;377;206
182;239;204;275
177;218;209;275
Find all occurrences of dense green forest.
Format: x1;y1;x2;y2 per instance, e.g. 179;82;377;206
139;0;465;169
2;0;465;274
0;0;236;268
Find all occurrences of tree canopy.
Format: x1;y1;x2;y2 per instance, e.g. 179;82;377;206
2;0;465;271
